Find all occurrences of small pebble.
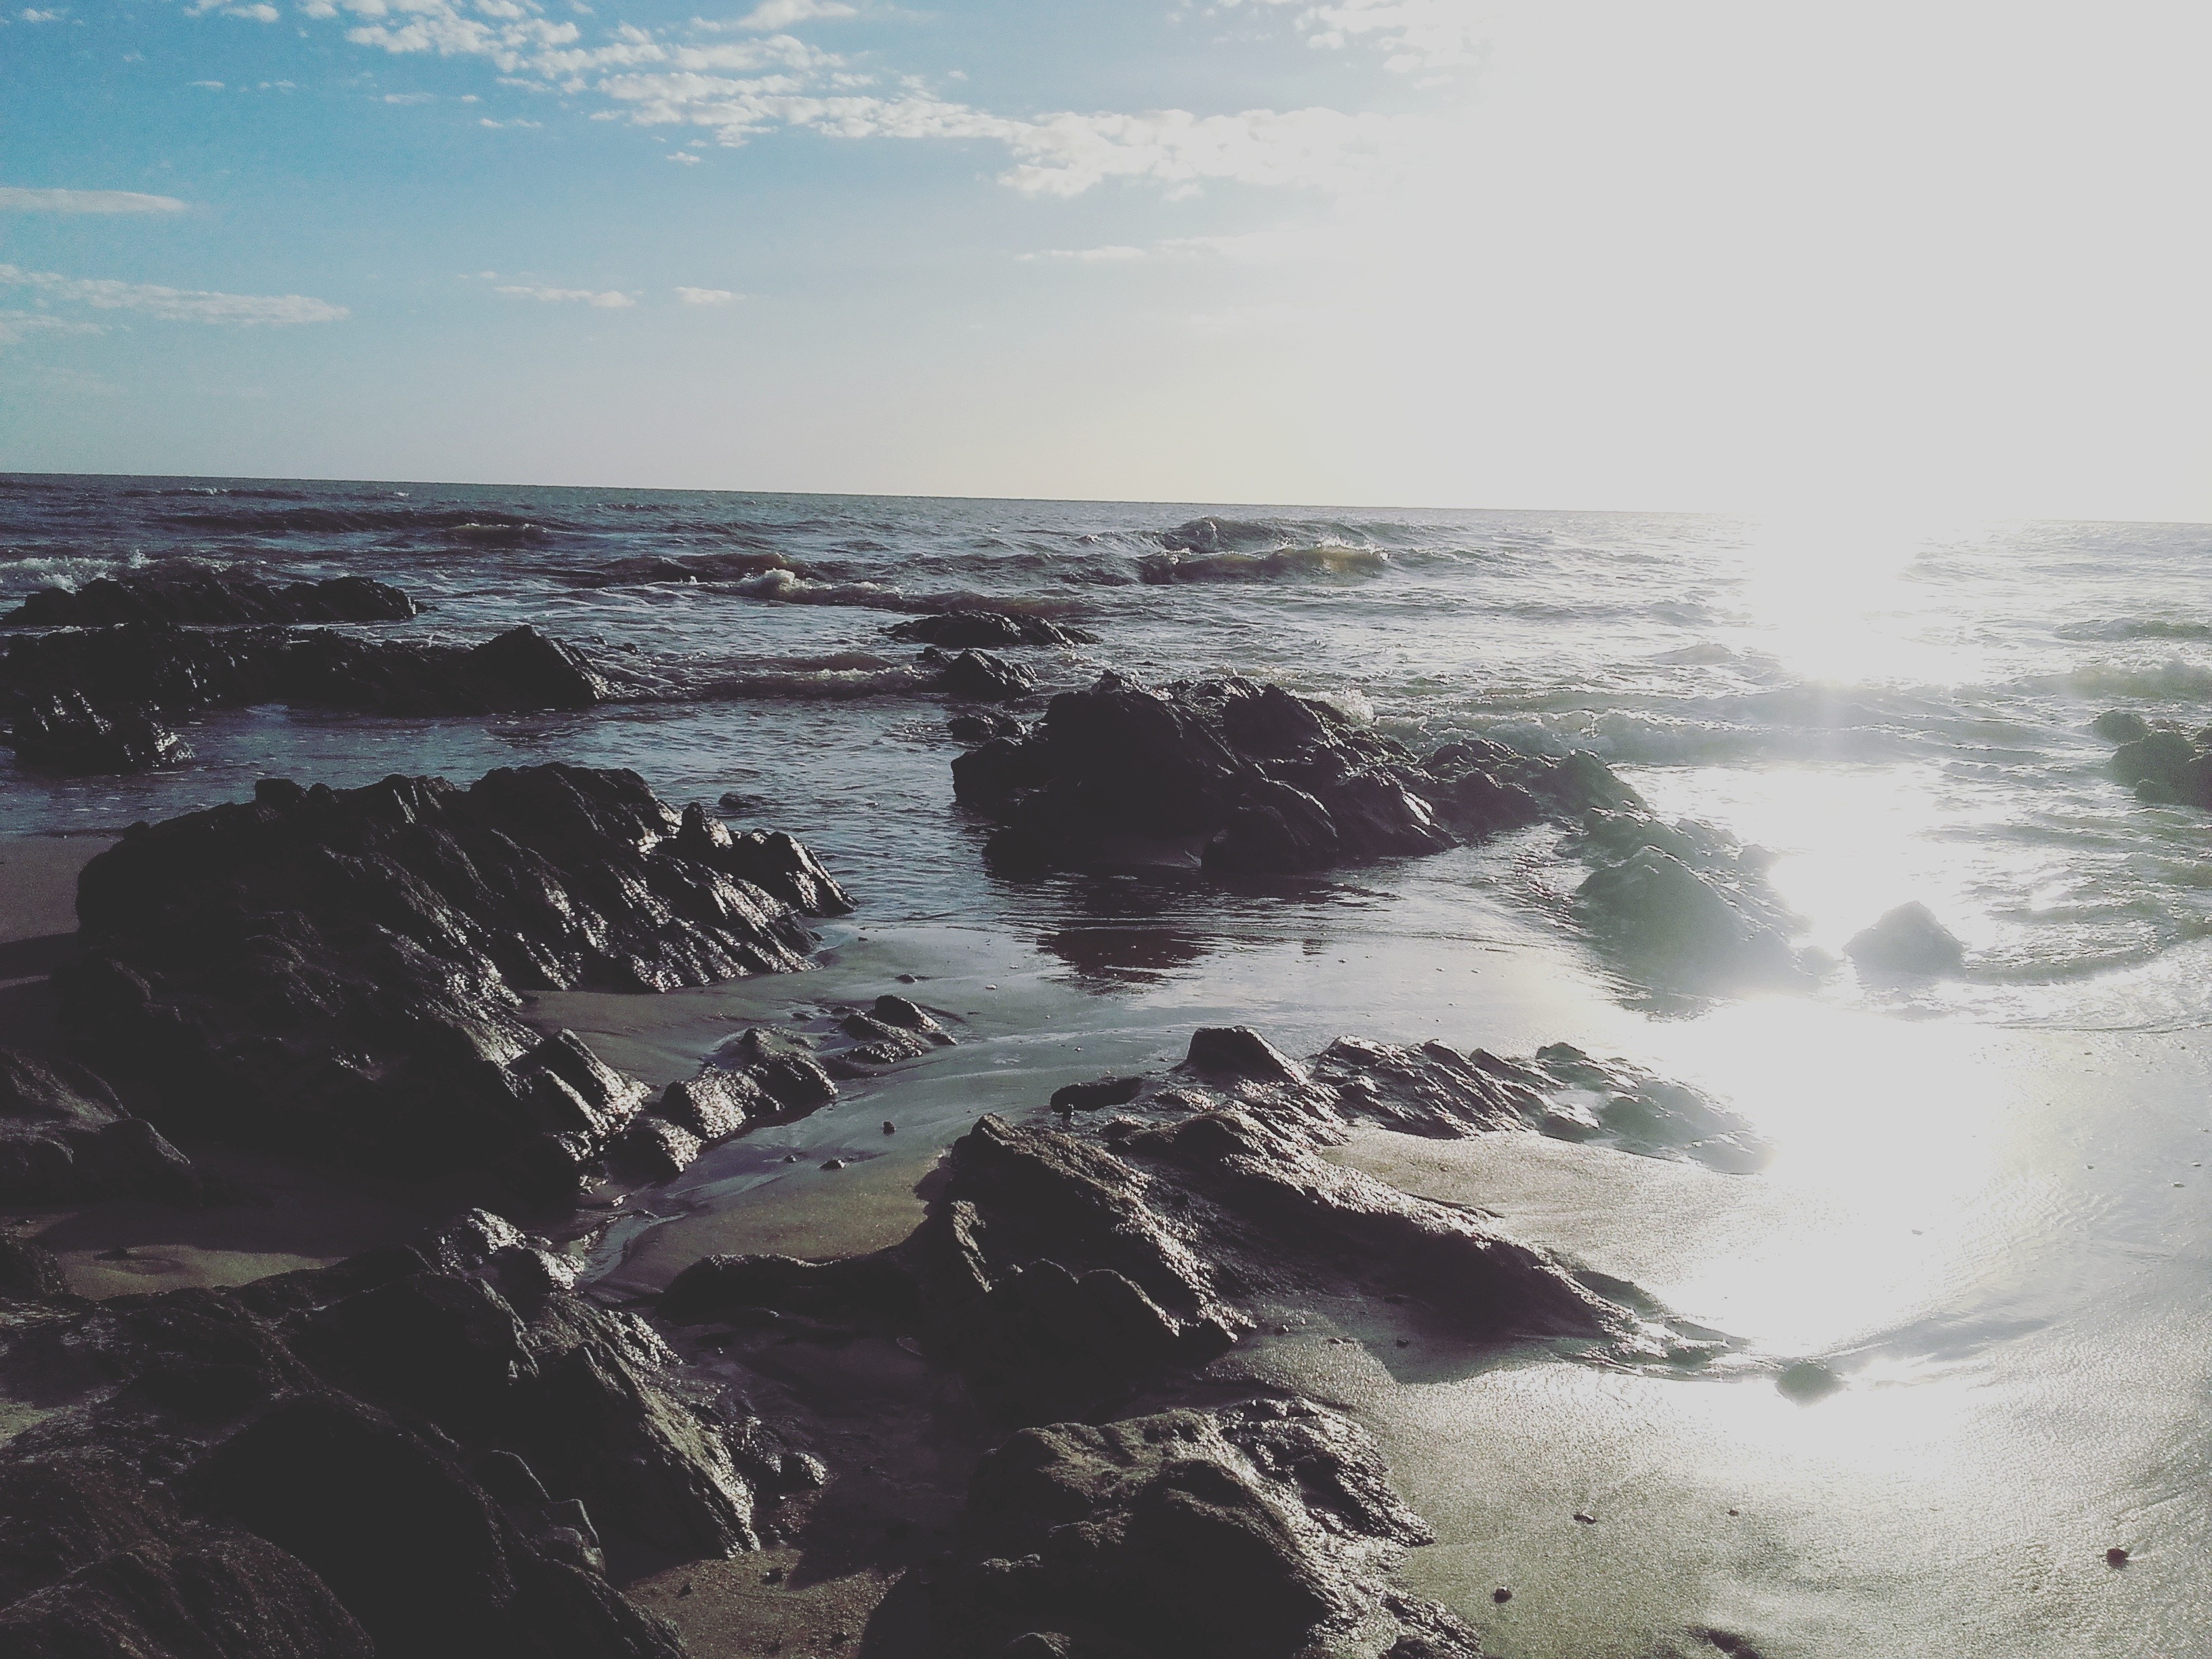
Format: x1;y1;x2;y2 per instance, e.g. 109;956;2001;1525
1573;1511;1597;1525
882;1121;896;1134
677;1581;693;1597
984;984;998;991
896;973;918;983
2106;1547;2129;1568
764;1566;784;1582
1395;1339;1410;1348
783;1153;802;1163
1727;1508;1740;1517
1492;1587;1513;1603
822;1158;847;1170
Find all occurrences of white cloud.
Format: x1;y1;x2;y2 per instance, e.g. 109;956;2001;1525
18;7;64;20
0;310;105;347
383;91;435;104
1019;244;1148;263
0;186;189;214
1219;0;1488;74
674;285;737;302
495;284;636;307
731;0;853;29
189;79;224;88
0;264;348;324
665;150;701;163
186;0;281;19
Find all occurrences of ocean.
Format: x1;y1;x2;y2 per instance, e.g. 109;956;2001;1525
3;472;2209;1655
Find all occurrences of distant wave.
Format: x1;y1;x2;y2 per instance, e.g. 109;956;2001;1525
2056;618;2212;642
159;504;571;538
1138;545;1389;584
2033;659;2212;700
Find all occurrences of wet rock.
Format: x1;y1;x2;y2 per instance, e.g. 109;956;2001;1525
930;1397;1479;1659
3;567;417;629
2098;714;2212;808
1;621;623;740
8;689;192;775
655;1071;769;1143
0;1234;69;1300
949;710;1024;745
1048;1076;1145;1114
886;611;1096;649
1845;901;1967;975
1573;846;1798;988
926;648;1038;703
56;764;848;1193
612;1118;704;1183
1185;1025;1307;1085
0;1207;815;1657
716;790;770;816
0;1047;205;1206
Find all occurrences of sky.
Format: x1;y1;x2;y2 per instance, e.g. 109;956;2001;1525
2;0;2209;518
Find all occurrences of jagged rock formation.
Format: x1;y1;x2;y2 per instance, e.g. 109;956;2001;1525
0;1048;207;1206
4;620;615;724
2095;708;2212;808
9;689;192;775
662;1049;1707;1425
923;647;1038;702
0;1212;822;1658
952;671;1806;988
930;1398;1479;1659
54;764;852;1195
886;611;1096;648
3;567;417;629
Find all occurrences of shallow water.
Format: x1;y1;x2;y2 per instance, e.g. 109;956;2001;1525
3;474;2209;1653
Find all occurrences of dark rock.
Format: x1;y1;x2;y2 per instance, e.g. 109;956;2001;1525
3;567;417;629
56;764;848;1192
2091;708;2150;744
926;649;1038;703
930;1398;1478;1659
716;791;770;816
655;1071;766;1142
2106;1546;2129;1568
0;1234;68;1300
1;621;623;739
886;611;1095;648
0;1204;816;1657
0;1046;205;1206
1184;1026;1305;1084
1572;846;1798;989
2100;716;2212;808
1844;902;1967;975
948;711;1024;745
9;689;192;775
611;1118;704;1183
1048;1076;1144;1114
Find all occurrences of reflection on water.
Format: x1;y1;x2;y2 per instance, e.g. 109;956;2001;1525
1036;925;1214;988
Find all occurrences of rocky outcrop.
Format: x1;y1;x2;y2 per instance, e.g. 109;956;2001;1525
1564;810;1803;991
886;611;1096;649
1845;902;1966;975
663;1060;1689;1420
0;1048;207;1206
9;690;192;775
54;764;851;1195
930;1398;1478;1659
3;620;615;724
2095;709;2212;808
3;567;417;629
924;648;1038;703
0;1211;819;1658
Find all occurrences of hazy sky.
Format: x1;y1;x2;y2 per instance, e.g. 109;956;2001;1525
3;1;2208;517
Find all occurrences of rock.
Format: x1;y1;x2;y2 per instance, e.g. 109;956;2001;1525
1184;1026;1306;1085
0;1047;205;1206
2099;716;2212;808
9;689;193;775
948;710;1025;745
1;621;624;749
56;765;848;1193
2106;1546;2129;1568
0;1208;817;1658
1574;846;1797;988
3;567;417;629
1845;902;1967;975
886;611;1095;648
654;1071;766;1143
926;649;1038;703
930;1397;1479;1659
1048;1076;1145;1114
0;1234;68;1300
611;1118;703;1183
716;791;769;816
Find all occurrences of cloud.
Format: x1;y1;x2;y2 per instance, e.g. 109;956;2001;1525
495;284;636;307
674;286;737;303
732;0;854;29
1019;245;1148;263
191;0;1418;197
383;91;436;104
0;310;105;347
1219;0;1488;74
0;264;348;324
18;7;64;20
187;0;281;18
665;150;701;163
0;186;189;214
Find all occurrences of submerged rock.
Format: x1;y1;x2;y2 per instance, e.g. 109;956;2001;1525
931;1397;1479;1659
9;690;191;775
55;764;851;1195
1845;902;1967;975
3;567;417;629
0;1047;206;1206
886;611;1096;649
0;1210;811;1658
